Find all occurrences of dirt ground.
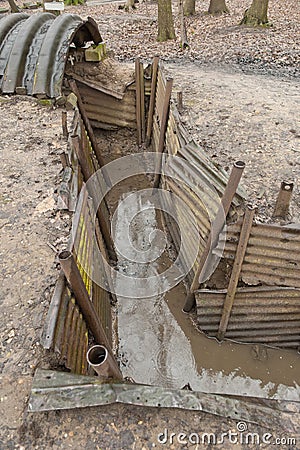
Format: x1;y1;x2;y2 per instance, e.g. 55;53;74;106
0;1;300;449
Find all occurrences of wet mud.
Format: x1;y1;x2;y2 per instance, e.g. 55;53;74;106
96;127;300;401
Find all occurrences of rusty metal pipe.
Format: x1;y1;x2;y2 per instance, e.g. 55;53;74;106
58;250;122;380
273;181;294;219
87;345;121;380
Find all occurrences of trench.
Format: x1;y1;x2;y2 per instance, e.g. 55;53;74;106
96;127;300;401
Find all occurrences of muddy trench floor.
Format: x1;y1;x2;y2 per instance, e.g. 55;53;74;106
95;127;300;395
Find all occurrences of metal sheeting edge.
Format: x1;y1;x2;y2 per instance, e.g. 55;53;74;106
28;369;299;432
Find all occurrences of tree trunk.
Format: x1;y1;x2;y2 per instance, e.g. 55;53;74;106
8;0;20;13
240;0;269;26
179;0;189;47
124;0;136;12
208;0;229;15
184;0;195;16
157;0;175;42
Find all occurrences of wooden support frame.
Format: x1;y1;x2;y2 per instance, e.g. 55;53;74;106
140;61;145;142
217;205;256;340
135;58;142;145
146;56;159;146
152;77;173;190
183;161;246;312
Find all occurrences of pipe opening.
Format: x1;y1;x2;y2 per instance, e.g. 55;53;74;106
87;345;108;366
58;250;71;260
234;160;245;169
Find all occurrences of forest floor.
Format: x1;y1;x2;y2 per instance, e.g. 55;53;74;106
0;0;299;449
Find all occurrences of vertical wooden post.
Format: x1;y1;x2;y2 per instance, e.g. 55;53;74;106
135;58;142;145
273;181;294;219
152;77;173;190
183;161;245;312
177;91;183;112
217;205;256;340
62;111;68;138
146;56;159;146
140;62;145;143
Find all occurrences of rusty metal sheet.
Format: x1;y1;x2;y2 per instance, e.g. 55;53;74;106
165;108;181;156
177;142;246;206
196;286;300;348
0;13;101;97
78;83;136;129
222;222;300;288
165;104;193;157
41;112;113;372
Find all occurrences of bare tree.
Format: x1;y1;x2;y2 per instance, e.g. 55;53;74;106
179;0;189;47
157;0;175;41
208;0;229;15
240;0;269;26
184;0;195;16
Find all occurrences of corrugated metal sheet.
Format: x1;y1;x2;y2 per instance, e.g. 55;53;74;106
53;286;89;374
148;63;247;288
221;221;300;288
73;190;112;346
0;13;101;97
42;111;113;371
78;82;136;129
196;286;300;348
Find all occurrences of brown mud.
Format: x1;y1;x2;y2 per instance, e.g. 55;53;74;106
96;127;300;400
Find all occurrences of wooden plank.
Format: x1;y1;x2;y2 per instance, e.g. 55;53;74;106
140;62;145;142
152;77;173;189
146;56;159;146
135;58;142;145
218;206;255;340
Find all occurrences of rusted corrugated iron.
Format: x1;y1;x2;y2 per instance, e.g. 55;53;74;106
78;82;136;129
53;285;89;375
196;286;300;348
42;109;114;373
147;61;247;294
221;221;300;288
58;250;121;379
0;13;101;97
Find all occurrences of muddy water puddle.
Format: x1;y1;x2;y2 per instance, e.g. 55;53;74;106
97;128;300;401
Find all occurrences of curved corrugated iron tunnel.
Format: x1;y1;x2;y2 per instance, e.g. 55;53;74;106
0;12;101;97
